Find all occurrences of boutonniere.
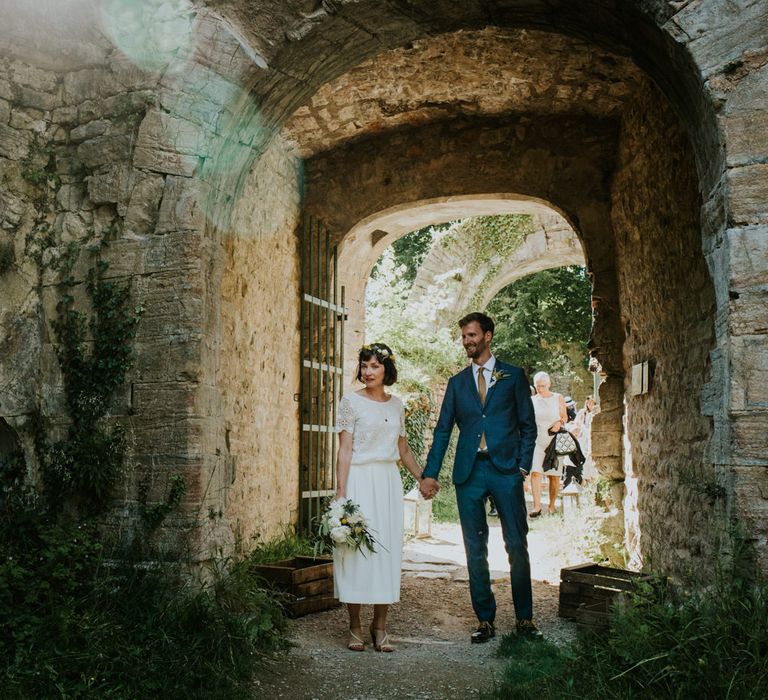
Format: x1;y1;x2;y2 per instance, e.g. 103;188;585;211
491;369;510;383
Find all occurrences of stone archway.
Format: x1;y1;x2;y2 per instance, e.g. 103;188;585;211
0;1;765;578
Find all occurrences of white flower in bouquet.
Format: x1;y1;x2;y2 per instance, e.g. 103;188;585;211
315;497;382;556
330;525;351;543
329;500;346;519
345;510;364;525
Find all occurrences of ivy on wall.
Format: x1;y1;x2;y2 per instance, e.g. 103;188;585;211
35;259;144;513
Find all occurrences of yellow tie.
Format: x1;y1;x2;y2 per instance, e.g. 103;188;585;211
477;366;487;450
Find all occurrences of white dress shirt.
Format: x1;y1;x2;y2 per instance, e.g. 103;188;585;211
472;354;497;391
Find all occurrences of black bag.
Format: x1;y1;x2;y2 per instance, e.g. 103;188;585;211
549;429;578;456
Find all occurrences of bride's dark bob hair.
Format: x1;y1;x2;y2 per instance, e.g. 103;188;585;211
357;342;398;386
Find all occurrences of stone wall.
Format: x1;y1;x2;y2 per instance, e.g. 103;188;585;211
611;81;718;578
217;135;302;549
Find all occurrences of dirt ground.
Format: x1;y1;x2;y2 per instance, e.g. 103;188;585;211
252;516;582;700
252;576;572;700
252;488;606;700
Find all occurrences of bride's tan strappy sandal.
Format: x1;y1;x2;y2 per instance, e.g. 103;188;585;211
347;628;366;651
370;624;395;652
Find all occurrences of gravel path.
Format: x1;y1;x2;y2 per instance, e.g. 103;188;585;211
253;520;580;700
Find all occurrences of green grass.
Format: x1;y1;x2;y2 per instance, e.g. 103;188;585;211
0;515;300;699
243;528;316;564
490;568;768;699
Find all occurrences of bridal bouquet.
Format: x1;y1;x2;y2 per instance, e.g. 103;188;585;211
316;498;379;556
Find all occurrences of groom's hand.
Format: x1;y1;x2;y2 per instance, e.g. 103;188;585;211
419;477;439;500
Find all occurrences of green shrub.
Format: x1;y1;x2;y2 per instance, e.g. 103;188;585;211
0;513;289;699
491;568;768;699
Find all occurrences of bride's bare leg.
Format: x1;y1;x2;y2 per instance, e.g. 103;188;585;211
347;604;365;650
371;604;394;652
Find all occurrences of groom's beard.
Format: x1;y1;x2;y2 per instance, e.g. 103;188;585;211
464;341;486;359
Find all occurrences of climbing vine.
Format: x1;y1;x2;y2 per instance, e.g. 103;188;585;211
35;259;144;512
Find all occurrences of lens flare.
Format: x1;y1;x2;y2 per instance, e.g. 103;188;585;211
101;0;195;73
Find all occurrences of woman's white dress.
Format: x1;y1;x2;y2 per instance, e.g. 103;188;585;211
530;393;563;476
333;392;405;604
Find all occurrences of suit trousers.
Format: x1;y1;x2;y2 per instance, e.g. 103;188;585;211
455;456;533;622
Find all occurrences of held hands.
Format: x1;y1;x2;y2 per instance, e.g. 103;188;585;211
419;477;440;500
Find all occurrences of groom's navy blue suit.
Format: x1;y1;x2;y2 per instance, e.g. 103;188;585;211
423;360;537;623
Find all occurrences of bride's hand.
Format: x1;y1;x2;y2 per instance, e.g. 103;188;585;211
335;488;346;500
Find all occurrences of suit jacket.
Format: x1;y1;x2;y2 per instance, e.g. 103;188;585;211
423;360;537;485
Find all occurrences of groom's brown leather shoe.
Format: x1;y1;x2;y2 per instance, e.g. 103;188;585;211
470;621;495;644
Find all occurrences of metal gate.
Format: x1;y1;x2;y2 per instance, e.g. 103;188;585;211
299;216;345;533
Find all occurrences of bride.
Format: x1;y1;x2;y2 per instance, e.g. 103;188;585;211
334;343;428;652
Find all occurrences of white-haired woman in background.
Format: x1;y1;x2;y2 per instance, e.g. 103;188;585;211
529;371;567;517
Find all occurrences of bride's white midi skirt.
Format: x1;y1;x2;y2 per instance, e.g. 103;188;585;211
333;460;404;604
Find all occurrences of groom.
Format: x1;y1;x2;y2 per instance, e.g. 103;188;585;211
420;312;541;642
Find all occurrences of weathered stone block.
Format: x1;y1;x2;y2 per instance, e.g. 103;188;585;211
56;183;86;211
672;1;768;76
131;381;200;419
55;148;84;176
0;123;32;160
132;338;206;383
0;77;13;102
9;108;46;133
136;109;206;156
156;176;207;232
15;85;61;111
123;174;165;236
54;212;90;244
63;68;123;105
0;98;10;124
726;163;768;225
728;292;768;336
727;225;768;290
133;146;198;177
729;335;768;413
70;119;111;143
0;191;26;228
77;134;133;169
51;105;78;125
133;270;205;341
9;60;58;93
86;164;136;207
731;414;768;466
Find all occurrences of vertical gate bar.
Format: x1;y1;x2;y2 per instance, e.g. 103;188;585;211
323;224;331;497
307;216;315;532
299;214;308;532
339;283;346;499
331;243;339;491
316;218;323;520
317;223;328;508
311;219;323;528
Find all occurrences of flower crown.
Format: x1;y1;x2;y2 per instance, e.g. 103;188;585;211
361;343;396;363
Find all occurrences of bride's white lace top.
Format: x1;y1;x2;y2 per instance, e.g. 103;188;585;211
336;392;406;465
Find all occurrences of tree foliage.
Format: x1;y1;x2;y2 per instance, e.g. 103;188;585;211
485;265;593;381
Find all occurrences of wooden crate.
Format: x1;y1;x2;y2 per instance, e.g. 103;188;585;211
558;563;652;625
573;600;612;629
251;556;340;618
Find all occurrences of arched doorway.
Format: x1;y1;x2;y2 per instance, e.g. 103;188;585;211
1;2;763;578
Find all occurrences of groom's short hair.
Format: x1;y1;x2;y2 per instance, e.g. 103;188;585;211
459;312;495;336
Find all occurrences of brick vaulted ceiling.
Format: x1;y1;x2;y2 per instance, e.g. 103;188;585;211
281;27;646;158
